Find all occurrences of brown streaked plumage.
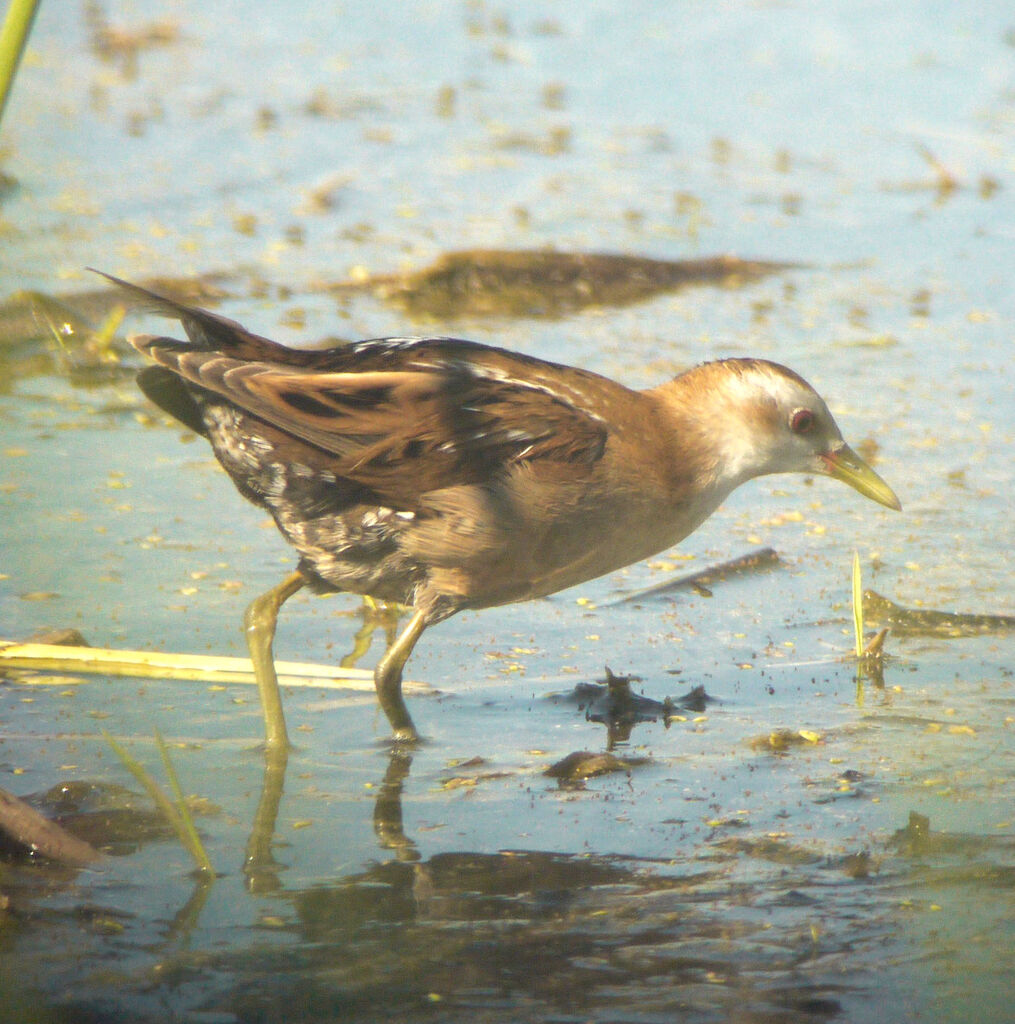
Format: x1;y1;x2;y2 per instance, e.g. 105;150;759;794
97;270;901;748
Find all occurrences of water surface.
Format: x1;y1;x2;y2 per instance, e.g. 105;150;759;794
1;2;1012;1021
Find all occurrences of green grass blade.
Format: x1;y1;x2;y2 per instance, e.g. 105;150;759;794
155;729;213;875
102;730;213;876
0;0;42;127
851;551;864;658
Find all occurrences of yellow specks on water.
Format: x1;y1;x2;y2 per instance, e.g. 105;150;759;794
765;510;804;525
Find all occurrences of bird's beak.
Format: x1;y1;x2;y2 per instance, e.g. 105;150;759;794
820;443;902;511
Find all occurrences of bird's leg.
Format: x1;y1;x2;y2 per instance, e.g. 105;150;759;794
243;571;305;752
340;596;404;669
374;608;428;743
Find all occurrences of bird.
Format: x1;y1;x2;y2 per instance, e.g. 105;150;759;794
96;271;901;750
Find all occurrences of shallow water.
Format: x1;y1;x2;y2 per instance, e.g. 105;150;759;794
1;2;1013;1022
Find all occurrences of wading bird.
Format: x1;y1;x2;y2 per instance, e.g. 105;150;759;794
101;272;900;749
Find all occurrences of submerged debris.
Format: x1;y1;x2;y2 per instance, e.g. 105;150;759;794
749;728;823;754
342;249;795;320
0;273;231;350
440;756;513;791
888;811;1000;858
612;547;780;604
544;750;648;784
863;590;1015;638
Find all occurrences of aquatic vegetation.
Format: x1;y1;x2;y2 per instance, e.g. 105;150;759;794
103;730;213;876
0;0;41;125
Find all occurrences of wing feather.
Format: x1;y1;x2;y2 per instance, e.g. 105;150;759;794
101;271;610;505
133;336;607;505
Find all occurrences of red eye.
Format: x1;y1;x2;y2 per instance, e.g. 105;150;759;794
790;408;815;434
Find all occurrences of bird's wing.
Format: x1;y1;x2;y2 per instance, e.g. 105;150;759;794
132;336;609;504
97;270;611;502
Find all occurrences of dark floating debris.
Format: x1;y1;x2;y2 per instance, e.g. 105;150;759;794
544;750;649;784
588;667;664;724
611;546;780;604
343;249;797;320
551;668;713;746
863;590;1015;638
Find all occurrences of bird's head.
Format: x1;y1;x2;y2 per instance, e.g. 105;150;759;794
670;359;901;511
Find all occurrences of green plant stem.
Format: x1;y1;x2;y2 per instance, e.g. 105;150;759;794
851;551;864;658
155;729;214;875
0;0;42;126
103;730;213;876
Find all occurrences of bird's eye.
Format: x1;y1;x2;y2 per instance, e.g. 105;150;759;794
790;408;815;434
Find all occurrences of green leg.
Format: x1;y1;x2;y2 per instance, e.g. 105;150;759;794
374;608;428;743
242;571;305;752
340;597;403;669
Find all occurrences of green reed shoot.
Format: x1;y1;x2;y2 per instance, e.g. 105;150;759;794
103;729;213;876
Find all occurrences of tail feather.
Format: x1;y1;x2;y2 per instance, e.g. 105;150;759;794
88;268;286;358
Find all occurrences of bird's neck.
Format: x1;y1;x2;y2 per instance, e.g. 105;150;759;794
646;373;776;507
